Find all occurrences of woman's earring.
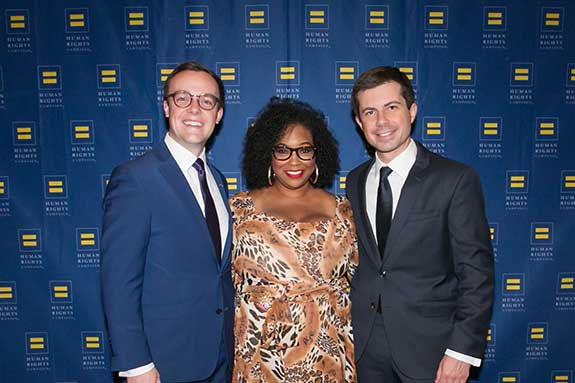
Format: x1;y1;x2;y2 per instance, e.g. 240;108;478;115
268;166;274;186
310;166;319;185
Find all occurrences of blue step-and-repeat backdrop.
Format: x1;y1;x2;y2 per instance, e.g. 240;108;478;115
0;1;574;382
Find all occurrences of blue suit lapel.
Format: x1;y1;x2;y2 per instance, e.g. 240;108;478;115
383;142;430;263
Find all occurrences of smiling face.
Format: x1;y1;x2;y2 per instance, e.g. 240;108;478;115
355;81;417;163
163;70;223;156
271;124;316;191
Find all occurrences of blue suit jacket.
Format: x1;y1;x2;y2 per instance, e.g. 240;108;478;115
100;141;234;382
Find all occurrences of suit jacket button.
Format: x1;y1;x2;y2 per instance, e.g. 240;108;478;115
216;308;222;315
370;303;376;309
380;270;387;277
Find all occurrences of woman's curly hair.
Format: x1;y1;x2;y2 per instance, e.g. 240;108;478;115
242;97;340;190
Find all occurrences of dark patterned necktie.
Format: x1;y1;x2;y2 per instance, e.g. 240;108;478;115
192;158;221;261
376;166;393;257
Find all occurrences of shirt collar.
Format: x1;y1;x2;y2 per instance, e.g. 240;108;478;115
164;133;206;172
374;138;417;179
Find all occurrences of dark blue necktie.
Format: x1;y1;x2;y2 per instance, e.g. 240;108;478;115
376;166;393;257
192;158;221;261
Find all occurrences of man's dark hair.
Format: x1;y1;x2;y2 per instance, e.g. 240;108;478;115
242;97;339;190
162;61;225;106
351;66;415;117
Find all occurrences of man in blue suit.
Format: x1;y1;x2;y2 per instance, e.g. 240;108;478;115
101;61;234;383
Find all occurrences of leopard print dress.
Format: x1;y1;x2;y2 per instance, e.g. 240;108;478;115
230;191;358;383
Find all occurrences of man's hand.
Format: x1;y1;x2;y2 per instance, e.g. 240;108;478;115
434;355;470;383
127;367;160;383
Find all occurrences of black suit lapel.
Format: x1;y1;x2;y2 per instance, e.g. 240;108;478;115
383;143;431;263
354;160;382;266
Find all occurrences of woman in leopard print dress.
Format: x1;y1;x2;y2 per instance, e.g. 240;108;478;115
231;98;358;383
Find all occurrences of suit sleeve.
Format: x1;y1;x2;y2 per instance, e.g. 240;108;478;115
446;167;494;358
101;164;153;371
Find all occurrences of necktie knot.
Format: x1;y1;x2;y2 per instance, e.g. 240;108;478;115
380;166;392;180
192;158;205;177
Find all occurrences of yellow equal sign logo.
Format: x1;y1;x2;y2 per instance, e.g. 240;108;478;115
514;67;529;81
545;11;560;27
48;180;63;194
100;68;117;84
399;66;414;80
426;121;442;135
42;70;58;85
189;10;205;25
489;226;495;241
21;233;37;248
534;226;549;240
483;121;499;136
456;67;472;81
129;12;144;26
509;175;525;189
220;67;236;81
85;335;100;349
159;68;173;83
529;325;545;340
53;284;69;299
339;66;355;80
428;10;444;25
69;13;85;28
28;336;45;350
487;11;503;25
249;10;265;25
309;10;325;24
570;67;575;82
502;377;517;383
16;126;32;141
74;125;90;139
80;232;95;246
0;285;14;300
564;174;575;189
132;124;149;138
339;175;346;190
560;276;574;290
226;177;238;191
280;66;295;80
486;326;493;342
553;373;572;383
505;277;522;291
538;121;555;136
0;179;5;196
369;10;384;24
10;14;26;29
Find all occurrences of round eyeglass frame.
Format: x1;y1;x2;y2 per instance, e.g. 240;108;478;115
272;145;317;161
165;90;220;111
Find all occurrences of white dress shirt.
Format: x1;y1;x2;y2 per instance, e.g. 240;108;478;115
365;138;481;367
119;134;229;378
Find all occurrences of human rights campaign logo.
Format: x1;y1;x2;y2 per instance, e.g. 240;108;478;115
422;117;445;141
535;118;558;141
246;5;269;30
484;7;506;31
395;62;418;87
125;7;148;32
503;273;524;296
556;273;575;295
26;332;49;354
223;173;241;194
50;280;73;304
506;171;529;194
562;171;575;194
82;331;104;354
365;5;388;30
6;9;30;34
217;62;240;87
70;120;94;145
0;176;8;200
336;172;347;195
18;229;41;252
38;65;62;90
306;5;329;29
65;8;89;33
531;222;553;245
12;121;36;146
129;119;153;144
186;6;208;30
510;63;533;87
156;63;177;88
0;281;17;304
499;372;520;383
541;8;563;32
44;175;68;199
76;228;100;251
480;117;502;141
276;61;300;86
335;62;358;86
97;65;121;89
527;322;548;344
489;223;498;245
425;6;448;30
453;62;476;87
552;371;573;383
486;324;495;346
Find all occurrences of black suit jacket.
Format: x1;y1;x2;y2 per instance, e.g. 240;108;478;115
347;141;494;379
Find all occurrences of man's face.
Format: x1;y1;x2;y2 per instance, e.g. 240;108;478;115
163;70;223;156
355;81;417;163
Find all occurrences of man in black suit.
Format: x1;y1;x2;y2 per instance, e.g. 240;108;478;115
346;66;494;383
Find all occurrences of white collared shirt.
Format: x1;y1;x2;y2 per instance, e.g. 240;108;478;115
364;138;482;367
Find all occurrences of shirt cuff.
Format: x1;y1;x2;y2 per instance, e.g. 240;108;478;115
118;362;155;377
445;349;481;367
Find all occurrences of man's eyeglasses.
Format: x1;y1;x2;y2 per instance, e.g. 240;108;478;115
165;90;220;111
272;145;317;161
